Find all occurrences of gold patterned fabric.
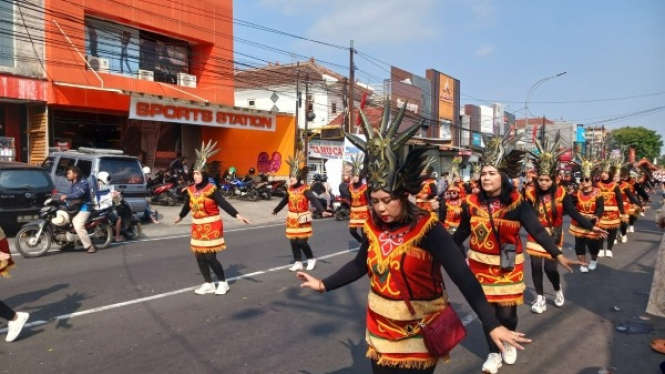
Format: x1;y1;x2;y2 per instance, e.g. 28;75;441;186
186;184;225;253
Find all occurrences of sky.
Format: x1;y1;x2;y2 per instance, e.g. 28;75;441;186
233;0;665;154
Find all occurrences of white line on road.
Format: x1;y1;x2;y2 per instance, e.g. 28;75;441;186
0;246;361;334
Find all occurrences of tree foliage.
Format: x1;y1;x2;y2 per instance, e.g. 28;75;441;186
610;126;663;161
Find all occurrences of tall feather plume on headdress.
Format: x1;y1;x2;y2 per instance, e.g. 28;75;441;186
480;131;525;178
192;140;220;173
349;154;364;177
345;101;431;195
471;162;481;181
286;151;308;180
573;152;595;179
529;131;566;178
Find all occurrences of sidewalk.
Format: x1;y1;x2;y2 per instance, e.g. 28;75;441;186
142;197;288;238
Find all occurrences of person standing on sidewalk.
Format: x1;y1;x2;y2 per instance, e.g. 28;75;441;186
569;155;606;273
60;165;97;253
297;104;531;374
525;137;607;314
595;160;625;258
272;152;331;272
175;141;250;296
347;155;369;243
0;226;30;342
452;133;584;374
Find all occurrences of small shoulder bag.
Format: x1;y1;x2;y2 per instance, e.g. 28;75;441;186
485;199;516;272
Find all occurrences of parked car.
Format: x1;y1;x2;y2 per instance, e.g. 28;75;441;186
0;161;54;230
42;147;147;214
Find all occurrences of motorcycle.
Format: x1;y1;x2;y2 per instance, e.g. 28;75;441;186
332;196;351;221
269;179;287;197
255;174;272;200
14;198;113;258
229;178;259;201
147;170;178;206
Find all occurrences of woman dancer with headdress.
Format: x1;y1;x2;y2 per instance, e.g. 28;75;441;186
525;136;607;313
453;132;583;373
438;157;464;235
272;152;331;271
175;141;251;295
415;165;438;212
296;104;532;374
595;160;625;258
348;155;369;243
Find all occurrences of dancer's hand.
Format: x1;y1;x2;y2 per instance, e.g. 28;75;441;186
272;210;277;216
236;214;251;224
592;226;608;237
489;326;531;352
556;254;586;273
0;252;10;261
174;217;182;224
296;271;325;293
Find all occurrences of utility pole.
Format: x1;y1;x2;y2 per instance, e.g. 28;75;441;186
305;72;310;166
348;40;355;134
294;62;300;154
540;115;546;145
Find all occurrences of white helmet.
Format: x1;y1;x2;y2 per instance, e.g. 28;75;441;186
52;210;70;227
142;166;151;175
97;171;111;185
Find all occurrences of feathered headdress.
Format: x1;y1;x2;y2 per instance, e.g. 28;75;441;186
349;154;364;177
345;101;431;195
286;151;308;180
480;131;525;178
471;162;481;181
529;132;566;178
192;140;220;173
573;152;595;179
446;157;462;189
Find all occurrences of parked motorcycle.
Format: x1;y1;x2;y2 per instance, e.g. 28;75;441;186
269;179;287;197
147;170;178;206
332;196;351;221
14;198;113;258
255;174;272;200
229;178;258;201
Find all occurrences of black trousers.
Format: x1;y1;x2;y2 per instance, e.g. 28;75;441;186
290;238;313;261
349;227;365;243
0;300;16;321
371;361;435;374
194;252;226;283
605;228;618;250
530;256;560;295
483;304;518;353
574;236;601;258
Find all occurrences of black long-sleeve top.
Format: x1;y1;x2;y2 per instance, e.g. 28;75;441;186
530;189;596;231
322;221;502;333
598;180;626;214
272;183;326;214
635;182;650;202
178;181;239;219
452;198;563;259
622;187;642;206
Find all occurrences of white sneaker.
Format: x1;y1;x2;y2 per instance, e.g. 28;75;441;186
554;290;565;307
605;250;613;258
580;265;589;273
598;250;605;257
305;258;317;271
194;282;216;295
215;281;230;295
628;225;635;233
482;353;503;374
531;295;546;314
288;261;304;272
502;343;517;365
639;212;645;217
5;312;29;342
588;260;598;271
621;235;627;243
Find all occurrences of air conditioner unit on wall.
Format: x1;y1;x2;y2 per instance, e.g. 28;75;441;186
177;72;197;88
137;69;154;81
86;56;110;73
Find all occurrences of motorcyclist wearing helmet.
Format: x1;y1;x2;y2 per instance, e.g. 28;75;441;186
60;165;96;253
97;172;124;243
227;166;237;181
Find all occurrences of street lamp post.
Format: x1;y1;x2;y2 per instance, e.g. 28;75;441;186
524;72;567;146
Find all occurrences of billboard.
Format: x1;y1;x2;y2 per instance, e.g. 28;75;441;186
480;105;493;134
493;103;504;135
390;66;425;132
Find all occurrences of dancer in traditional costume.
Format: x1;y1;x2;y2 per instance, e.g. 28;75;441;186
348;155;369;243
415;165;438;212
272;152;331;272
595;159;625;258
296;103;532;374
0;226;30;342
453;132;583;373
176;141;251;295
439;157;464;235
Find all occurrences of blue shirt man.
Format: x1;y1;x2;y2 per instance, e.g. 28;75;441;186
59;165;95;252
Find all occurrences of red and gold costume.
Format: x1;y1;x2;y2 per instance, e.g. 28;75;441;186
363;213;446;369
349;182;370;228
415;178;437;211
186;183;226;253
569;188;603;239
597;181;621;229
454;180;468;200
285;184;313;239
623;179;638;216
442;198;463;232
465;191;525;306
524;185;565;258
0;227;14;278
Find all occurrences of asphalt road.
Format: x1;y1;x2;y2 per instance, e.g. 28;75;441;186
1;203;664;374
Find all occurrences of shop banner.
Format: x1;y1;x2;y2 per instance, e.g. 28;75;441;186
342;135;366;162
129;97;276;132
308;140;344;160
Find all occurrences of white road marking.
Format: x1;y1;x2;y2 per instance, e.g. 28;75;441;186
0;246;360;334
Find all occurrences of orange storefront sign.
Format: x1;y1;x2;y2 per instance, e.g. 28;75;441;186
438;73;455;121
129;97;276;132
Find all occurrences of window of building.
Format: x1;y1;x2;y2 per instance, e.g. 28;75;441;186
84;17;190;84
0;1;14;67
331;102;337;114
248;99;256;107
